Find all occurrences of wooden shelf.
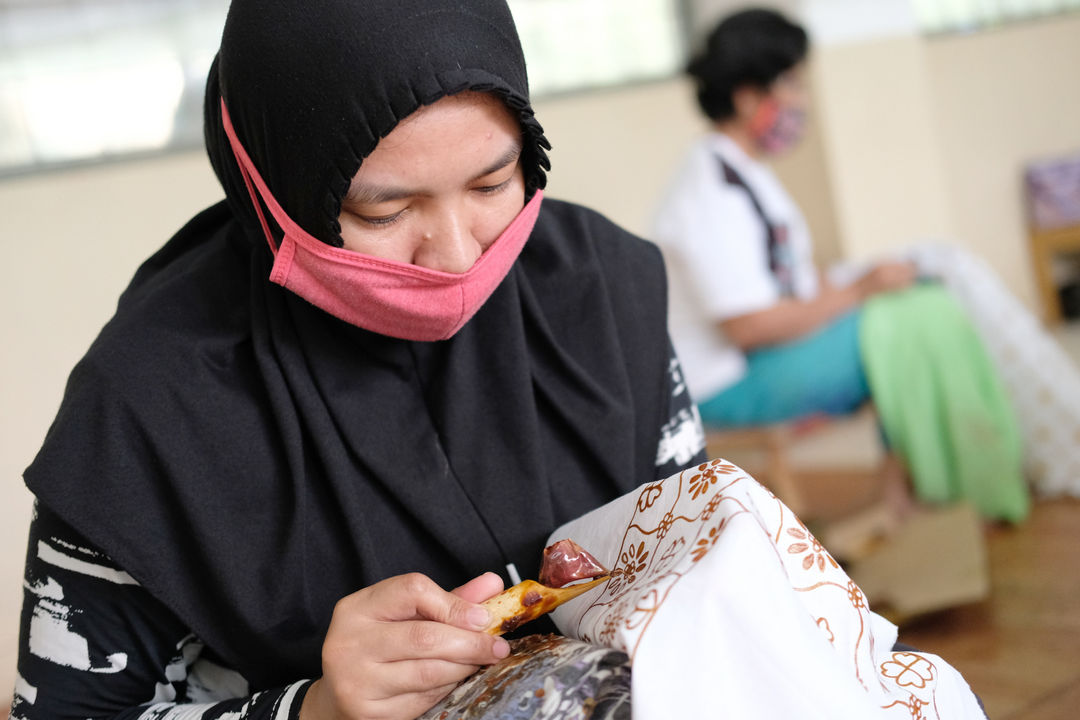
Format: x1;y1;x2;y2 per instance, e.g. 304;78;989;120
1030;223;1080;325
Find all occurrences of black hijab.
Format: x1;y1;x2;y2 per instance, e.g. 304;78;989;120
26;0;672;691
205;0;550;246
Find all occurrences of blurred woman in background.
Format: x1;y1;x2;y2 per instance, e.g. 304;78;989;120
652;7;1030;524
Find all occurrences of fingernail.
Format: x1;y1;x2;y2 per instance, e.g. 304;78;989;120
468;606;490;628
492;638;510;658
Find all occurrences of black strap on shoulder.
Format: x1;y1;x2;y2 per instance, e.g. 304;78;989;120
715;156;794;296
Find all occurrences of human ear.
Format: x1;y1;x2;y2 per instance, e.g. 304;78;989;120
732;85;769;123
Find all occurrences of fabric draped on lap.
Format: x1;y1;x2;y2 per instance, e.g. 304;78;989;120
698;309;870;426
546;461;988;720
860;284;1029;522
906;243;1080;499
419;635;630;720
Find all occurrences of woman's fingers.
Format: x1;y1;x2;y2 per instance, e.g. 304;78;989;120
361;573;491;629
368;618;509;665
326;573;509;665
452;571;504;603
312;573;512;720
375;657;483;698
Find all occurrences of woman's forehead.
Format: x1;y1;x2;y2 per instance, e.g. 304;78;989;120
351;92;521;191
386;92;510;134
364;92;517;160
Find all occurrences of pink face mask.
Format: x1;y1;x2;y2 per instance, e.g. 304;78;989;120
748;97;807;155
220;98;542;342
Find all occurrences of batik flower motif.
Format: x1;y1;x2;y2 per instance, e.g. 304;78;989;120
882;693;929;720
881;653;936;689
847;580;867;610
691;524;723;562
597;610;623;646
700;493;724;522
688;464;718;500
618;542;649;586
605;568;627;597
656;511;675;541
606;541;650;596
785;523;839;572
637;483;663;512
687;461;738;500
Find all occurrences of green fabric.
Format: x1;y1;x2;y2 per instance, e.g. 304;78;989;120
860;284;1029;523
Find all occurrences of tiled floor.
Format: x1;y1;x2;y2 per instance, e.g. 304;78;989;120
884;322;1080;719
899;498;1080;720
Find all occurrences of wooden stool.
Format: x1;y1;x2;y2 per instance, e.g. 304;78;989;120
704;414;906;561
704;424;804;515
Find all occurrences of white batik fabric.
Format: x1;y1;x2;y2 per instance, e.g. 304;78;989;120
549;460;988;720
12;503;311;719
905;243;1080;498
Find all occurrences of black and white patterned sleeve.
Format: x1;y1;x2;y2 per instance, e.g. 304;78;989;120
654;340;708;479
11;502;312;720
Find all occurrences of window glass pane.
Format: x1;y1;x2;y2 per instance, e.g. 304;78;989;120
913;0;1080;33
0;0;685;176
510;0;685;96
0;0;226;174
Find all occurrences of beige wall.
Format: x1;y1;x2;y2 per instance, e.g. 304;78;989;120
925;14;1080;308
811;35;956;258
538;75;842;262
537;79;706;238
1;9;1078;698
810;13;1080;308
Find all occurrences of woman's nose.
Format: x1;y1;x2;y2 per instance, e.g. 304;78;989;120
412;212;482;273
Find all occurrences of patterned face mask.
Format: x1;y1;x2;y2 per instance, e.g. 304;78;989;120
221;98;542;342
748;96;807;155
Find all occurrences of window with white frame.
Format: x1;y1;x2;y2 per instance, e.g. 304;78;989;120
912;0;1080;34
0;0;225;174
509;0;685;96
0;0;686;176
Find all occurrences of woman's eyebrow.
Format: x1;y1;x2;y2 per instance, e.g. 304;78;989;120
345;182;413;206
346;140;523;206
472;141;522;181
345;179;416;207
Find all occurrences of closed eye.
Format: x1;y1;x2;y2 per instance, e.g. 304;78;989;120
474;176;514;195
358;210;405;227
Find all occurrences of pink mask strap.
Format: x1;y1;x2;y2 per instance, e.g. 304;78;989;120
220;98;305;257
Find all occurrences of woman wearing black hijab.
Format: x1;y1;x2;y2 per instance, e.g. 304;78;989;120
14;1;704;718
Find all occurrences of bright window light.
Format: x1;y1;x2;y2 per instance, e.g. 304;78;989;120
509;0;685;96
0;0;685;176
912;0;1080;33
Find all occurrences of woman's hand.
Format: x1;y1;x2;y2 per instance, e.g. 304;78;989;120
300;572;508;720
854;261;918;299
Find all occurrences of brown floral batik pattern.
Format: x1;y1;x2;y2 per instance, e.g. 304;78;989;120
548;458;976;719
